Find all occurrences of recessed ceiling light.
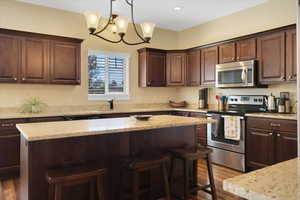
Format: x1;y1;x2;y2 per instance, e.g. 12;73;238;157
174;6;182;11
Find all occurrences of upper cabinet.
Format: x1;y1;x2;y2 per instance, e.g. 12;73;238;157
201;46;218;86
286;29;297;82
257;31;285;83
186;50;201;86
138;48;166;87
21;38;49;83
166;52;186;86
236;38;256;61
50;41;81;85
219;38;256;63
219;42;236;63
0;34;20;83
0;29;83;85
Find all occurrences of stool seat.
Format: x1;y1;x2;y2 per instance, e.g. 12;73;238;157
46;165;107;200
125;154;170;170
46;165;107;184
169;146;212;160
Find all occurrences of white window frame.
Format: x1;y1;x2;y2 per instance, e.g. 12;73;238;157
88;50;130;101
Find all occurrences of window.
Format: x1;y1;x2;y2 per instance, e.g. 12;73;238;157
88;51;130;100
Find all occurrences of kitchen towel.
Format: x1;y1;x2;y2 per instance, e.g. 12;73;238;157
224;116;241;141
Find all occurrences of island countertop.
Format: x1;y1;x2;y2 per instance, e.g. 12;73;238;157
223;158;300;200
16;115;215;142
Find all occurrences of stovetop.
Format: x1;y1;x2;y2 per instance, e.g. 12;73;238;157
207;110;266;116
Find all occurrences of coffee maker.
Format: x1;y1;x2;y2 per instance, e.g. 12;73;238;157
198;88;208;109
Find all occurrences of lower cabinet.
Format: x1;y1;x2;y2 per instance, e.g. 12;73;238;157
246;117;297;170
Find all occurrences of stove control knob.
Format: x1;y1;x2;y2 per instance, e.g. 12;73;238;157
254;99;257;102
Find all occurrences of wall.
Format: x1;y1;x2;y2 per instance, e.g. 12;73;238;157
176;0;297;107
0;0;179;107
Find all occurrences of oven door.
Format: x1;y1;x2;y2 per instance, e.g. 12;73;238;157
207;114;245;154
216;61;256;88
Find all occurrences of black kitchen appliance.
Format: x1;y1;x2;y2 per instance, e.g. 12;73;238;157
207;95;267;172
198;88;208;109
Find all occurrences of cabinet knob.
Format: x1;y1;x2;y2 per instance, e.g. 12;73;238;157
277;134;281;137
236;57;240;60
13;77;17;81
269;132;273;136
288;75;292;80
147;81;151;86
231;58;234;61
22;77;26;81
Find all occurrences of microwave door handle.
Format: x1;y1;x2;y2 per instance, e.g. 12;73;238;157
241;68;247;83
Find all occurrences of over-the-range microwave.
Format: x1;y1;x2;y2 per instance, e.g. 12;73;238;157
216;60;259;88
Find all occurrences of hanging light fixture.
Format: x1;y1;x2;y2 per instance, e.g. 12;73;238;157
84;0;156;45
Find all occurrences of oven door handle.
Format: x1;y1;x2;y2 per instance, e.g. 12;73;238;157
221;115;244;120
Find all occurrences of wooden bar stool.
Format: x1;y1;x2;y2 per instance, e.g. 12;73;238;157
119;154;171;200
46;165;107;200
169;145;217;200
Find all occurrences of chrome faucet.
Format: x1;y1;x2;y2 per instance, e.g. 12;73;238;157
108;99;114;110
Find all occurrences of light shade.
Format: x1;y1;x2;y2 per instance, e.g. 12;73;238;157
84;11;101;31
141;22;155;39
115;17;129;34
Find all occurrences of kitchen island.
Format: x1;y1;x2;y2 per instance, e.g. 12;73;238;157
17;115;214;200
223;158;300;200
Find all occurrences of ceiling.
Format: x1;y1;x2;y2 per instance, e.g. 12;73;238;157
17;0;268;31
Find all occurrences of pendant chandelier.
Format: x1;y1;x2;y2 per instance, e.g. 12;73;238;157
84;0;156;45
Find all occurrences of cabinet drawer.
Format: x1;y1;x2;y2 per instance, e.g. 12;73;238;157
189;112;206;118
28;117;65;123
247;117;297;132
0;135;20;168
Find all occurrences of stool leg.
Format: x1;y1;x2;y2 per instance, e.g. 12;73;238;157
90;180;95;200
96;175;105;200
169;156;174;192
206;155;217;200
183;159;189;200
54;184;62;200
132;170;139;200
119;168;124;200
162;162;171;200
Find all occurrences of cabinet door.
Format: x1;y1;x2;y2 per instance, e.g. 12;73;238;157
286;29;297;81
148;52;166;86
166;53;186;86
21;38;49;83
0;34;20;82
201;47;218;85
236;38;256;61
186;50;201;86
219;43;236;64
246;129;274;169
257;32;285;83
50;41;81;84
276;131;297;163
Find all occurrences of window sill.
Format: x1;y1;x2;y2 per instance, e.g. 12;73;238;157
88;94;130;101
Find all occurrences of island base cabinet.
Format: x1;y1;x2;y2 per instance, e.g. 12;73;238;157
20;126;197;200
246;117;297;171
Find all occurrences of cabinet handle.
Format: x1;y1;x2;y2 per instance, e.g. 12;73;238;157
269;132;273;136
270;123;280;127
277;134;281;137
1;123;14;127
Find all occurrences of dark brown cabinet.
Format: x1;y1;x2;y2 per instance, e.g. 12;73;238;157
257;31;285;83
166;52;186;86
0;34;20;83
219;42;236;63
201;46;218;85
186;50;201;86
246;117;297;170
190;112;207;146
138;48;166;87
21;38;49;83
0;29;82;85
50;41;81;85
236;38;256;61
286;29;297;82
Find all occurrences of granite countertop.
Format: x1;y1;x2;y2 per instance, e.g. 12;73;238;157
0;107;209;120
16;115;215;142
223;158;300;200
245;113;297;120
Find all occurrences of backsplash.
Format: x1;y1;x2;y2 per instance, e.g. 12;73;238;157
176;83;297;111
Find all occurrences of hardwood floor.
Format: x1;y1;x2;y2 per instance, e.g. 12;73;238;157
0;161;242;200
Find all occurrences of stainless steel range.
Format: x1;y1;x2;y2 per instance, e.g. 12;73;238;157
207;95;267;172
